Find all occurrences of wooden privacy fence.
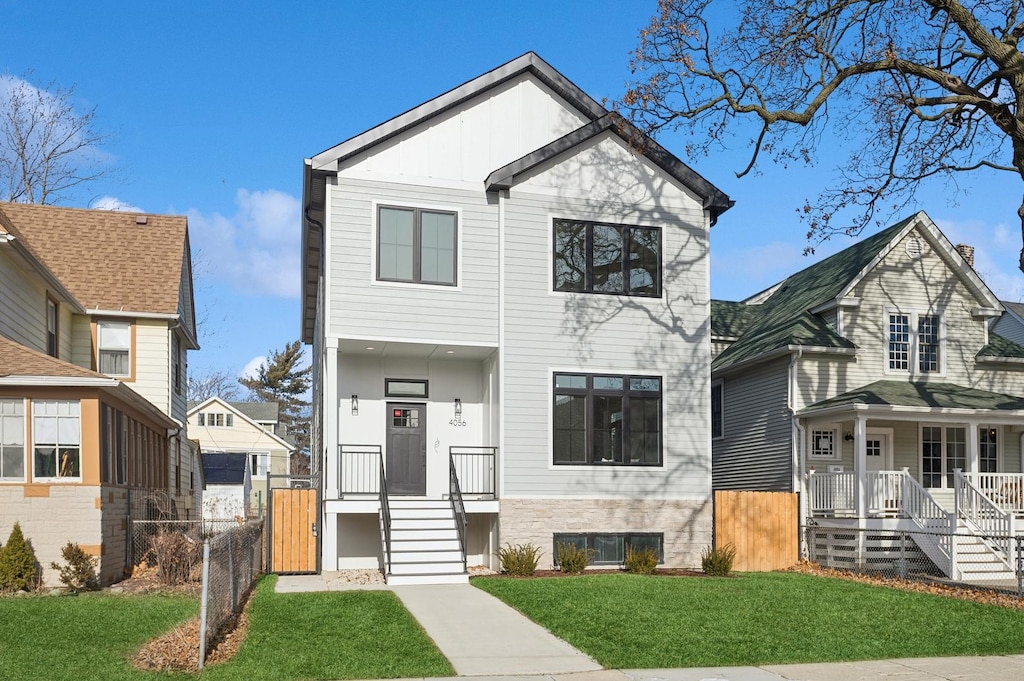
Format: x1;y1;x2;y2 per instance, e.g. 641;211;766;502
714;490;798;571
269;487;317;573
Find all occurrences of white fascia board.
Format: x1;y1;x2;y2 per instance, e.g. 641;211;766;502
713;345;856;378
87;309;180;321
798;401;1024;424
976;356;1024;366
809;298;861;315
0;376;116;387
973;307;1003;318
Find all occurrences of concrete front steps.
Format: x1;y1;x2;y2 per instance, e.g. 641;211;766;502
383;499;468;586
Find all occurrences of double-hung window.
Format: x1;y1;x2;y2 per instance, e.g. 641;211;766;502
377;205;457;285
33;400;81;480
553;373;661;465
887;312;942;374
0;399;25;481
46;297;59;358
553;219;661;296
98;320;131;377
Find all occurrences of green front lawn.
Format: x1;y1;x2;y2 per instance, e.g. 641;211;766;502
473;572;1024;668
0;576;453;681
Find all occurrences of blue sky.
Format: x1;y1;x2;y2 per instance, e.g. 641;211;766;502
5;1;1023;381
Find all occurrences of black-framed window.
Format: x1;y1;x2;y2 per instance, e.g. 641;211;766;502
711;382;723;439
553;533;664;566
385;378;429;398
553;218;661;296
378;205;457;285
553;373;661;465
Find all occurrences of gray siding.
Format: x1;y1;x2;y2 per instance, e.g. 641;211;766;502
712;357;793;491
327;178;498;345
993;314;1024;347
500;185;711;500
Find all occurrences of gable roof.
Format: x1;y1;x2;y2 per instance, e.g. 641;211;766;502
0;203;198;347
187;396;295;451
228;401;279;422
711;212;1000;372
201;452;248;485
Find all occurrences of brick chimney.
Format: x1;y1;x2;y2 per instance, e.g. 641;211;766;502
955;243;975;268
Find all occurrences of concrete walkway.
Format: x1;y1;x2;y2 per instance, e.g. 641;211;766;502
274;575;1024;680
391;584;602;676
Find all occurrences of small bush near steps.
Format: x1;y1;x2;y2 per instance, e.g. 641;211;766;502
50;541;99;593
555;542;593;574
0;522;39;592
701;543;737;576
497;543;541;576
624;546;659;575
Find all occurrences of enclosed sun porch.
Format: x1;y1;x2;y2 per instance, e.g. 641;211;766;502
320;340;499;582
800;381;1024;583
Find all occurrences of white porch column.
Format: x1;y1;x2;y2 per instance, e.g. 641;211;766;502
854;415;867;518
322;341;340;571
966;422;979;474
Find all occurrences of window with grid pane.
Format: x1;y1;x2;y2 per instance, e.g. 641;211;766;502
553;373;661;466
0;399;25;481
553;533;663;566
377;205;456;285
888;314;909;370
918;315;940;372
33;400;81;480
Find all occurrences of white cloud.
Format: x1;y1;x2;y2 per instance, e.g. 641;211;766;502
240;355;266;380
91;195;142;212
187;188;301;298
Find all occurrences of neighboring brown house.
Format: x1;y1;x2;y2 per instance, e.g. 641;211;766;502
0;203;199;586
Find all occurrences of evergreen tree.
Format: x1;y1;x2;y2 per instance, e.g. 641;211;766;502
0;522;39;591
239;341;312;460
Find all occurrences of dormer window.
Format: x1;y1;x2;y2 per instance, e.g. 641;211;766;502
887;312;942;374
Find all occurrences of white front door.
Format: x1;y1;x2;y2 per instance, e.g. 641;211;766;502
865;430;893;471
865;429;894;512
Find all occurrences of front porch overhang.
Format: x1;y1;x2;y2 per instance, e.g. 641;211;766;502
797;380;1024;426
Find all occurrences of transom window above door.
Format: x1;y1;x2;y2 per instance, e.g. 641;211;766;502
553;219;661;297
377;205;457;286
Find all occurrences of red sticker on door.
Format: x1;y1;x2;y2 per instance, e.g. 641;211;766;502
394;409;402;417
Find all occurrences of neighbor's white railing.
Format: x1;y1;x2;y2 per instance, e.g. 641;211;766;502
808;471;856;513
866;471;904;514
955;470;1015;569
964;472;1024;516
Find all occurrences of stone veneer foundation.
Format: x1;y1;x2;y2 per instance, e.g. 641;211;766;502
498;498;713;569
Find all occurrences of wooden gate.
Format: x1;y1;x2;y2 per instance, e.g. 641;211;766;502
714;490;798;571
269;487;318;573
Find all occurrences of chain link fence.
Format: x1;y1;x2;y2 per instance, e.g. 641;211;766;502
198;519;264;668
804;524;1024;596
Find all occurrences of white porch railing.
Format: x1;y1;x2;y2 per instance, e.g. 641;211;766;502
808;470;911;515
955;470;1016;569
963;472;1024;516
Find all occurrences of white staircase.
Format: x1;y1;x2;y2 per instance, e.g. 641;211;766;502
382;499;468;586
921;487;1016;583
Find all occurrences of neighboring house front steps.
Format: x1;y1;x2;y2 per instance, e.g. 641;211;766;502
383;499;469;586
808;469;1022;584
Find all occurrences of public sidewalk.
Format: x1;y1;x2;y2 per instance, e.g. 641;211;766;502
275;574;1024;680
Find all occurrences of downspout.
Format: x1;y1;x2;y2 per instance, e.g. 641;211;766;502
788;348;807;556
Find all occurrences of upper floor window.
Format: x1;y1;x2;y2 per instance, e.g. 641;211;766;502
172;334;182;395
46;297;59;358
887;312;942;374
377;205;457;285
553;219;661;297
711;383;723;439
199;412;233;428
0;399;25;481
33;399;80;480
553;372;661;466
98;320;131;377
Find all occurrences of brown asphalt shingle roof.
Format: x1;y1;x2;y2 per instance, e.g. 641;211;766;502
0;334;106;380
0;202;187;314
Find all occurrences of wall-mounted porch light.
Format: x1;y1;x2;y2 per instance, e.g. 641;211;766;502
844;432;854;442
351;395;359;416
454;398;462;417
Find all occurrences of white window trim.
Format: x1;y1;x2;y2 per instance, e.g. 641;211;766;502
919;422;967;489
97;319;133;378
250;451;270;477
31;399;82;483
808;424;841;461
369;199;464;292
0;398;27;483
883;308;946;377
711;380;724;441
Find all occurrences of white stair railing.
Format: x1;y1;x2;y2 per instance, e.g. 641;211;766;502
964;472;1024;516
899;471;956;578
954;469;1015;570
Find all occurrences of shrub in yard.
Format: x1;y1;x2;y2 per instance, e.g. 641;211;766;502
701;543;737;576
50;541;99;592
555;542;593;574
0;522;39;591
150;528;201;585
497;543;541;576
624;545;659;575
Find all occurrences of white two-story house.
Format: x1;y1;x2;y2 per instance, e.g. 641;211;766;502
712;211;1024;583
301;53;732;584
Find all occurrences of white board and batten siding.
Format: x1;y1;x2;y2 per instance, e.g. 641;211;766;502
327;179;499;345
712;357;792;491
500;132;712;500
